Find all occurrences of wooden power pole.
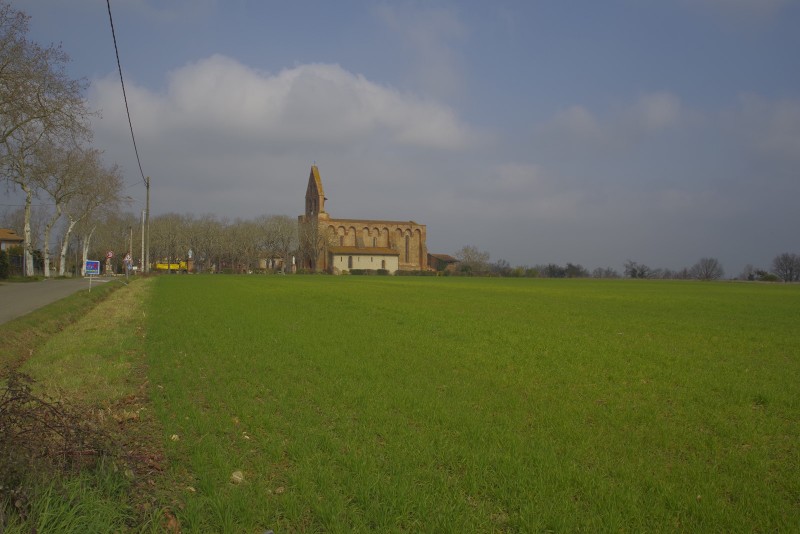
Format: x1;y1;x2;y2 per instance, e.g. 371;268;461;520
145;176;150;273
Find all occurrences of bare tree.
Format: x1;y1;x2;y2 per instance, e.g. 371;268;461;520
73;202;116;275
771;252;800;282
565;262;589;278
624;260;653;279
491;258;512;277
58;152;125;275
3;123;44;275
35;140;88;276
690;257;724;281
185;214;224;273
226;218;261;273
150;213;188;273
455;245;490;275
0;4;89;144
0;3;90;276
82;210;137;273
261;215;297;272
738;264;759;281
536;263;566;278
592;267;620;279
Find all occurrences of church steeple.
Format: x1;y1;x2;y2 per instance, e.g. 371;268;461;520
305;164;327;218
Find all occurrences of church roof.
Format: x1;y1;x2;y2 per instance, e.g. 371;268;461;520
329;246;399;256
308;165;325;197
325;218;425;227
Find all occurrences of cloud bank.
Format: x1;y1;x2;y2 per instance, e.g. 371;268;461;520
90;55;476;153
87;54;799;273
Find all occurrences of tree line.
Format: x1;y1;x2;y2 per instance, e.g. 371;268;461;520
147;213;298;274
0;2;126;277
0;209;300;276
453;246;800;282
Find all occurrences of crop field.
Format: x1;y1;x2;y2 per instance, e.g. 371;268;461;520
142;276;798;532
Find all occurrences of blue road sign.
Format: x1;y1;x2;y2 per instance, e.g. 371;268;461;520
85;260;100;276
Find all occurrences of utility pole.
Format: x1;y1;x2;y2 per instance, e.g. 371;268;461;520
140;209;145;273
145;176;150;273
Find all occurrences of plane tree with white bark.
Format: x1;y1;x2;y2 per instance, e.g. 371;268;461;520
0;2;90;276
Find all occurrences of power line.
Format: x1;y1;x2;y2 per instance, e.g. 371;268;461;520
0;203;58;207
106;0;147;188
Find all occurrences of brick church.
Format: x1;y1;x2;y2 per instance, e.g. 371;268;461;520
298;165;428;274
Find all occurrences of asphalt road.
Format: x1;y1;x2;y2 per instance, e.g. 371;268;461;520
0;277;111;325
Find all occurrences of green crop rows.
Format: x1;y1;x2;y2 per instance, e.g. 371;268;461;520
144;276;799;532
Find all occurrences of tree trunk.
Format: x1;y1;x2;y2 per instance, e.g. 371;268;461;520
22;184;35;277
58;217;78;276
42;205;62;278
80;225;96;277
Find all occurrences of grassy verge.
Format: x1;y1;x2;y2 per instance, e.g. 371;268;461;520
1;277;166;533
0;280;119;374
20;279;147;404
145;276;800;532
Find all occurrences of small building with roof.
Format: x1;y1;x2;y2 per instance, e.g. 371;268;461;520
0;228;24;251
428;253;459;273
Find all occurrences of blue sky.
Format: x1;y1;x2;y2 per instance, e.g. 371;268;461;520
10;0;800;274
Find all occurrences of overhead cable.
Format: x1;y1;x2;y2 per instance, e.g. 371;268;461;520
106;0;147;187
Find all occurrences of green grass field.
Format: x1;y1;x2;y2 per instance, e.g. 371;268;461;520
141;276;799;532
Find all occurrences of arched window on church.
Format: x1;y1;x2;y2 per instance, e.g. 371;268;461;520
405;235;410;263
373;237;377;247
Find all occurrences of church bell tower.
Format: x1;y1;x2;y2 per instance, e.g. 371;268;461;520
305;165;328;220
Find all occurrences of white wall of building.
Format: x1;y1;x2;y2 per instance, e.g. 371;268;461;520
331;253;399;274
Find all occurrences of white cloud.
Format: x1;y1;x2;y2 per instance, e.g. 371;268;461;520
89;55;477;151
85;54;481;226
